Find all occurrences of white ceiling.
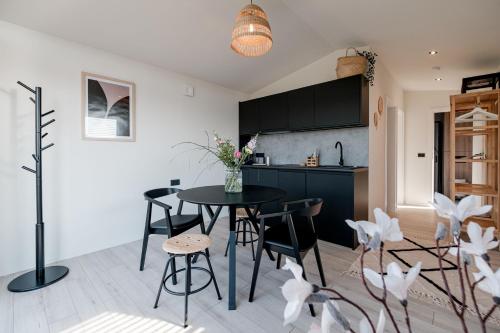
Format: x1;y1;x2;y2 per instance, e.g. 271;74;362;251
1;0;499;93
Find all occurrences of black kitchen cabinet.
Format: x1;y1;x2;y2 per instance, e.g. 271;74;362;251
306;172;355;247
239;100;259;135
288;86;315;130
314;75;368;128
242;168;279;213
242;165;368;249
278;171;306;201
258;93;289;132
239;74;368;136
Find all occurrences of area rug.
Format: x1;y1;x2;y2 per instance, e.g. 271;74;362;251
344;236;500;327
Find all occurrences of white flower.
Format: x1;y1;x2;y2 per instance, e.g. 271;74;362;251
473;256;500;303
451;222;498;257
346;208;403;243
281;258;313;326
246;136;257;150
432;193;491;222
345;219;368;244
360;309;385;333
363;261;421;303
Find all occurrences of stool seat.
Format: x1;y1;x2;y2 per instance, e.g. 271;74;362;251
163;234;211;255
236;207;254;218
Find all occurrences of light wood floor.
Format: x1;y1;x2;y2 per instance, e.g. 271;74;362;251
1;208;499;333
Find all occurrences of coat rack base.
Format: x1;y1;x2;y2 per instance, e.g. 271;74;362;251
7;266;69;292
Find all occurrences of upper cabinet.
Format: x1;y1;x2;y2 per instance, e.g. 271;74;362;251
257;92;289;132
239;74;368;135
288;86;315;130
239;100;259;135
314;75;368;128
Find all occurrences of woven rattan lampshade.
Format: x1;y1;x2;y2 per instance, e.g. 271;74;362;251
231;3;272;57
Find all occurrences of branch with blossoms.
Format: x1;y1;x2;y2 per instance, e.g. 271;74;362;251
280;195;499;333
432;193;499;333
281;209;419;333
173;131;258;169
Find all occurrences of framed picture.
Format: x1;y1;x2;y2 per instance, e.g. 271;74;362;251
81;72;136;141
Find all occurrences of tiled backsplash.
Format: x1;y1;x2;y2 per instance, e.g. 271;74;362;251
255;127;368;166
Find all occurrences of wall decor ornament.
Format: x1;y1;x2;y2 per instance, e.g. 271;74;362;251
81;72;136;141
373;112;379;128
378;96;384;115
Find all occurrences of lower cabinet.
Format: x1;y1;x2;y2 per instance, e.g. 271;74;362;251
242;167;368;249
306;172;356;247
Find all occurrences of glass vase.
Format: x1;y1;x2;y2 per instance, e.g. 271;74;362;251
225;168;242;193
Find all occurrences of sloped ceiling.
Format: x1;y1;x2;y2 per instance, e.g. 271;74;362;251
1;0;499;93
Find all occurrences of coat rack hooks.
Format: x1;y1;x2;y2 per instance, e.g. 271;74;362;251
8;82;68;293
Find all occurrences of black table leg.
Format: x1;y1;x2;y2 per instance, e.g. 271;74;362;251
244;205;275;261
228;205;237;310
205;205;223;235
192;205;223;264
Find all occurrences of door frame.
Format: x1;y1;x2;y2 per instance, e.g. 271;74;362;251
386;104;405;212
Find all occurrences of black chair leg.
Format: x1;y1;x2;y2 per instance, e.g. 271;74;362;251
203;250;222;300
249;222;256;261
248;239;264;302
139;233;149;271
170;255;178;285
224;239;230;257
184;254;191;328
313;244;327;287
295;255;315;317
276;253;282;269
154;256;172;308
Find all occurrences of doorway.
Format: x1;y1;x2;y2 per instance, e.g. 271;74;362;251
433;112;450;197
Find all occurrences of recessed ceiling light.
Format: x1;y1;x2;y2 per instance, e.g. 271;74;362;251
429;50;438;55
435;77;443;81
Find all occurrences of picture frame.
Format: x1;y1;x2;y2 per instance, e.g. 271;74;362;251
81;72;136;141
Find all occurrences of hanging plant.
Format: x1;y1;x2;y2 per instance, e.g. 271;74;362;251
356;50;378;86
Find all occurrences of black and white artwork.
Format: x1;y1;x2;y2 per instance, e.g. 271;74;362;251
82;72;135;141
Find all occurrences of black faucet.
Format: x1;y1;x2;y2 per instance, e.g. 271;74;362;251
335;141;344;166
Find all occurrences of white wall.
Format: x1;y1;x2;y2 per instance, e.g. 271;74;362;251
403;90;457;205
0;21;246;276
251;47;404;219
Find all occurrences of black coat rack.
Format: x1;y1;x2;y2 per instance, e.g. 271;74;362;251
7;82;69;292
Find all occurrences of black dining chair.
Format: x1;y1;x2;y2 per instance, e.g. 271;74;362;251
248;198;326;316
140;188;206;281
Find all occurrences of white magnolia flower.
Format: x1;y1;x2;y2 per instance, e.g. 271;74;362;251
346;208;403;243
450;222;498;257
432;192;491;222
281;258;313;326
360;309;385;333
363;261;421;303
473;256;500;303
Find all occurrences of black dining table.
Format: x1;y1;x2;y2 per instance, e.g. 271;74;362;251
177;185;285;310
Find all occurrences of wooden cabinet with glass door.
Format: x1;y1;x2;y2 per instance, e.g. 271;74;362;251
450;90;500;232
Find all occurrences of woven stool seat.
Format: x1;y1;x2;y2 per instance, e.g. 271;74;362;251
162;234;211;255
236;207;255;218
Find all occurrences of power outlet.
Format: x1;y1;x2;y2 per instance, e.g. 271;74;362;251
170;179;180;186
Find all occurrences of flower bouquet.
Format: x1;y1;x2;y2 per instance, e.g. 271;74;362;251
176;132;257;193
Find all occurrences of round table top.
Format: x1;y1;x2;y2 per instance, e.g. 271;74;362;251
177;185;285;206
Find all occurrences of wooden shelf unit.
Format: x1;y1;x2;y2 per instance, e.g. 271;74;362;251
450;89;500;230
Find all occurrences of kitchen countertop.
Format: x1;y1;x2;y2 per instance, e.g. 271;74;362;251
241;164;368;173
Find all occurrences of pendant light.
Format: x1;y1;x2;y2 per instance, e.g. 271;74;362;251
231;1;273;57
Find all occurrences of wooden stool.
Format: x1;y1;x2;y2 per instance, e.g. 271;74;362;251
224;208;258;260
154;234;222;328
